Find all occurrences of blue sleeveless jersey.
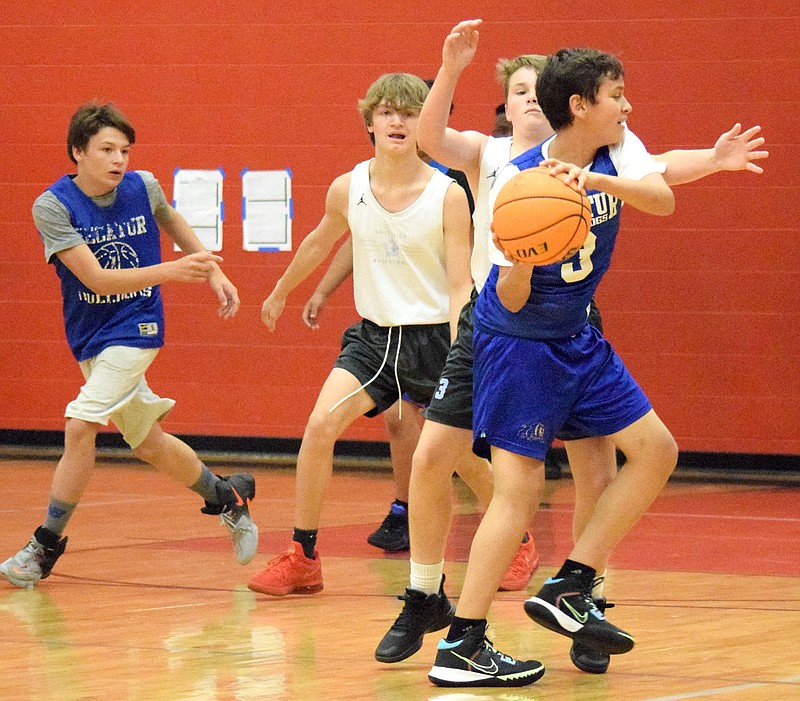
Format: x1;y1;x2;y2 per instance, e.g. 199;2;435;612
48;172;165;360
474;143;622;340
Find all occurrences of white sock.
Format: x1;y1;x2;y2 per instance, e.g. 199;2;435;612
593;569;607;600
410;559;444;594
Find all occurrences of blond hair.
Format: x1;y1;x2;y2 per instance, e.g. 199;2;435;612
495;54;548;97
357;73;430;129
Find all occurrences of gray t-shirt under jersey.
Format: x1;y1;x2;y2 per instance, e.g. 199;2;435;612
33;170;169;263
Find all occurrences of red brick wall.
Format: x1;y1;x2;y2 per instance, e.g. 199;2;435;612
1;1;796;454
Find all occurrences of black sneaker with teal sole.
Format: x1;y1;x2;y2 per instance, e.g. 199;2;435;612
524;576;634;655
570;597;613;673
428;622;545;688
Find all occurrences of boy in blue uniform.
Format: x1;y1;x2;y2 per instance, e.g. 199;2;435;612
0;103;258;589
428;47;678;688
380;19;767;683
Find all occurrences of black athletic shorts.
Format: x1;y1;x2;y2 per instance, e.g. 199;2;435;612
334;318;451;417
423;292;476;431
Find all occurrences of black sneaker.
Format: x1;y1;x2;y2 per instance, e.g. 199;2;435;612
375;575;454;663
428;622;545;688
367;503;409;552
524;576;634;655
201;474;259;565
570;598;614;673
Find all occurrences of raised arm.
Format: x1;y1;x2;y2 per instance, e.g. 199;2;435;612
301;236;354;329
261;173;351;331
655;123;768;186
418;19;489;183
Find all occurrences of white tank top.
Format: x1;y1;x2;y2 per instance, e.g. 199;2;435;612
471;136;513;291
348;160;453;326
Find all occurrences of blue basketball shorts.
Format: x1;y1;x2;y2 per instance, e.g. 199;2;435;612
472;324;652;461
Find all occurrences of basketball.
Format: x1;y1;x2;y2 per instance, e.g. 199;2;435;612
492;167;592;265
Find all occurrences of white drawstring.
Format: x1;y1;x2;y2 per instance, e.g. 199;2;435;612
393;326;403;420
328;325;404;418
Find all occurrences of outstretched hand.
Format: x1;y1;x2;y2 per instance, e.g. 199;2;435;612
713;123;768;174
170;251;224;283
443;19;482;72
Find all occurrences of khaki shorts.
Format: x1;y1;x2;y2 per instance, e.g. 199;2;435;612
65;346;175;449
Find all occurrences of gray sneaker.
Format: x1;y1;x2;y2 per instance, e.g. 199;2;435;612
0;527;68;589
202;474;259;565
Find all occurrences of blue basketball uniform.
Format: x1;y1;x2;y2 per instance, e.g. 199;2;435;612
45;172;165;361
473;130;664;459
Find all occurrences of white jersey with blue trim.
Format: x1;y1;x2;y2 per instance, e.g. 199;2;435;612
475;127;665;340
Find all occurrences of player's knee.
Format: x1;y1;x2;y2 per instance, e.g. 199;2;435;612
132;438;158;464
643;427;679;478
411;443;451;480
63;418;99;455
64;417;97;441
303;410;342;448
131;425;167;464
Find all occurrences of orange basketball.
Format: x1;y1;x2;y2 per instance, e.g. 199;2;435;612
492;167;592;265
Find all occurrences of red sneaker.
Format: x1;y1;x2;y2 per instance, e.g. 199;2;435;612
498;531;540;591
247;542;323;596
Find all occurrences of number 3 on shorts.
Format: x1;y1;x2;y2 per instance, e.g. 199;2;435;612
434;378;449;400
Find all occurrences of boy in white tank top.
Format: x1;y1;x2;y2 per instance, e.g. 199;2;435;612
247;73;472;597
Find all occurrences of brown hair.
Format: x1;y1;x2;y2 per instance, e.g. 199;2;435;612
67;102;135;164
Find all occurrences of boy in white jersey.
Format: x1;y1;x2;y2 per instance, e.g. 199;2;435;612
0;103;257;590
247;73;472;597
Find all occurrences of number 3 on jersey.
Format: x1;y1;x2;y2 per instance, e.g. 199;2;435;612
560;231;597;283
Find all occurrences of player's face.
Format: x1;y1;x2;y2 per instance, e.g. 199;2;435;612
505;68;553;142
368;100;420;152
586;76;631;145
72;126;131;197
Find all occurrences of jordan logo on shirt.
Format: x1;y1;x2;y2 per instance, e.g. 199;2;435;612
356;194;367;206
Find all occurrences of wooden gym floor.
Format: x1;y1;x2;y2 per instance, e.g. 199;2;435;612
1;457;799;700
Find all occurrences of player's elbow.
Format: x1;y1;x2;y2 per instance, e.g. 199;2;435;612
497;289;527;313
657;190;675;216
79;270;114;295
647;188;675;216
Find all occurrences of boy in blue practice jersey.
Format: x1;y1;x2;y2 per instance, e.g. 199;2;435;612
427;48;678;688
1;103;258;589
